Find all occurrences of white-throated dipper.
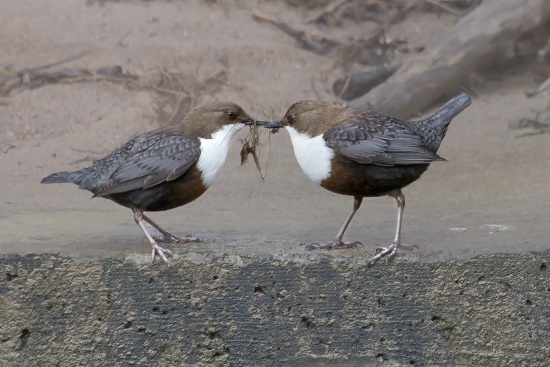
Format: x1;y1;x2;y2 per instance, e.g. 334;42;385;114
42;101;263;264
264;93;471;264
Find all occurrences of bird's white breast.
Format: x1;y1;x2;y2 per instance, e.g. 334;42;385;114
197;123;244;187
285;126;333;184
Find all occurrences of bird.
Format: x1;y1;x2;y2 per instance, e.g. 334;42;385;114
264;93;471;264
41;101;262;264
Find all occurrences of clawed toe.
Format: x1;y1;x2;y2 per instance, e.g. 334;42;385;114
305;243;323;251
153;234;176;243
147;234;202;264
150;243;173;265
154;234;201;244
346;241;364;248
368;242;399;265
305;240;363;251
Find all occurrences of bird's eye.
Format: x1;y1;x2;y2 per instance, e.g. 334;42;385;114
226;111;237;120
287;114;296;124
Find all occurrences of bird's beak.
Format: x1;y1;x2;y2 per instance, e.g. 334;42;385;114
263;120;284;129
245;118;270;126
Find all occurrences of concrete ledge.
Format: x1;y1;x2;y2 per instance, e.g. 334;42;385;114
1;251;549;366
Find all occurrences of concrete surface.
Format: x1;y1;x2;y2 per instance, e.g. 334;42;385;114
1;250;549;366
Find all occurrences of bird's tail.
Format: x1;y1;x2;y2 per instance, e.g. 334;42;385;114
41;170;83;185
426;92;471;128
412;92;472;152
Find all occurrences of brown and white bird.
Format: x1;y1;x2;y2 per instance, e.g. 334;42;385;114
264;93;471;264
42;101;262;264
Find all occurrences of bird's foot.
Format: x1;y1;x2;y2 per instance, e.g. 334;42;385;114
150;242;173;265
367;242;399;265
305;239;363;251
153;233;202;244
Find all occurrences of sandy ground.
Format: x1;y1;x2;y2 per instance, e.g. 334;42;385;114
0;0;549;262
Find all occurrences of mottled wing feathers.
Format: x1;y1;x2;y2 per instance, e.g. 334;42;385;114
94;133;201;197
323;112;443;166
324;123;392;164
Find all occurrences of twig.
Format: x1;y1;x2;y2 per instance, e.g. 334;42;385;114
0;51;90;83
516;128;550;137
305;0;350;23
311;78;323;100
70;147;108;155
526;76;550;98
58;75;192;97
0;51;91;96
252;11;329;54
336;73;352;99
70;156;102;165
240;124;265;179
263;129;273;181
421;0;465;15
333;62;400;100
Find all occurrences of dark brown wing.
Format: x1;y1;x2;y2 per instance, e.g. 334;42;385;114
323;113;443;166
95;133;201;197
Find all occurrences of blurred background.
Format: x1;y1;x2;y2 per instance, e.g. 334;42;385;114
1;0;549;260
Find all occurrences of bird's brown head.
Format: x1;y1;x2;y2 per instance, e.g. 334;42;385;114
264;100;352;137
180;101;256;138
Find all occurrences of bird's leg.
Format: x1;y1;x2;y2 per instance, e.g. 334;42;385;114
306;196;364;250
142;213;201;244
134;209;172;264
368;190;404;265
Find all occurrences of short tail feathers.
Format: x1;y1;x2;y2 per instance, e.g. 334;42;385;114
425;92;472;129
412;92;472;152
41;171;81;184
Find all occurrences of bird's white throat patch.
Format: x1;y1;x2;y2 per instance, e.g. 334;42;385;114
285;126;333;184
197;123;244;187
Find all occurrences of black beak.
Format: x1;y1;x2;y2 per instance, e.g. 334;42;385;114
263;120;284;129
245;118;270;126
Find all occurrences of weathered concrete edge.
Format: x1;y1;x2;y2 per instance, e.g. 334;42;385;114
1;251;549;367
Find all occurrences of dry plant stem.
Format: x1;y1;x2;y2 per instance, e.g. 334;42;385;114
337;74;352;99
160;68;197;101
251;149;262;177
252;11;328;55
240;124;265;179
305;0;351;23
0;51;89;83
262;132;273;180
58;76;192;98
333;62;400;101
311;78;323;100
421;0;465;15
526;76;550;98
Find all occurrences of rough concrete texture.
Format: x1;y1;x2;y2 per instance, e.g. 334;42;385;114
1;251;549;367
